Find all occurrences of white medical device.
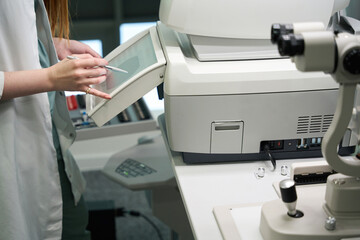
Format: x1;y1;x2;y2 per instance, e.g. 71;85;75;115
86;0;354;164
260;21;360;240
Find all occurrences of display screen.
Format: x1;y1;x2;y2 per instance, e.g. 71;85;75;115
93;33;158;106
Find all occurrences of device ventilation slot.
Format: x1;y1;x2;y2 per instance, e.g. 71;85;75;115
309;115;322;133
297;116;309;134
322;115;333;133
297;115;333;134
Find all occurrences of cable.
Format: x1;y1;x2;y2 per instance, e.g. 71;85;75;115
264;145;276;171
130;211;164;240
116;208;164;240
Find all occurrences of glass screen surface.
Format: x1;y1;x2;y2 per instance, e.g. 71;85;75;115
93;33;157;106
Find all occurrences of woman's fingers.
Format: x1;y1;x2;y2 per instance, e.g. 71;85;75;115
71;69;107;86
70;53;92;59
82;84;111;100
85;75;107;86
83;68;107;78
50;54;112;100
68;55;108;68
88;88;111;99
79;75;111;100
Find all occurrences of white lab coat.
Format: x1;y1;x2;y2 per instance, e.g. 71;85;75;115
0;0;86;239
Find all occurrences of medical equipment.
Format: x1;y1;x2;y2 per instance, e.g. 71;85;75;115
86;0;354;164
259;21;360;240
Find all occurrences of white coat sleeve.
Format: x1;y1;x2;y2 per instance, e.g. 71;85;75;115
0;71;4;100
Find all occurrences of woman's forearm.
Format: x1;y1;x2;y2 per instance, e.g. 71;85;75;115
2;68;52;100
1;55;111;101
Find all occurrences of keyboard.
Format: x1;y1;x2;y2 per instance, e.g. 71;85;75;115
115;158;157;178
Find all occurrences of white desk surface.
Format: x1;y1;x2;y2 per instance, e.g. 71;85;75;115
169;154;325;240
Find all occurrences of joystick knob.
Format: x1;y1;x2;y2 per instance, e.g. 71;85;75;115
279;179;304;218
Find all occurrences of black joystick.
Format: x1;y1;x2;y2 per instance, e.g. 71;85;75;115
279;179;304;218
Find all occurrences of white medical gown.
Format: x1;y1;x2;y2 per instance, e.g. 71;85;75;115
0;0;86;239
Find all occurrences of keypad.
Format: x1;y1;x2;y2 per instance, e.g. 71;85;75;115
115;158;157;178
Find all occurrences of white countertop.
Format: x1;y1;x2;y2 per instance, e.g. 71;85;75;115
169;152;322;240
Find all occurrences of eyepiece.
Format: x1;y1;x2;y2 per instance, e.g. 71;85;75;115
343;48;360;75
271;23;294;44
277;34;305;57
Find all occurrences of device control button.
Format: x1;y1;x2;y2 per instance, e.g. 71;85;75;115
325;216;336;231
343;48;360;75
137;136;154;145
271;23;294;44
281;165;289;176
278;34;305;56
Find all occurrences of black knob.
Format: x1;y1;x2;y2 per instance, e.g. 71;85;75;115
280;179;297;203
279;179;305;218
271;23;294;44
277;34;305;57
343;48;360;75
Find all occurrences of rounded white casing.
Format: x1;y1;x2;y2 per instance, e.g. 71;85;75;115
157;23;338;97
159;0;350;39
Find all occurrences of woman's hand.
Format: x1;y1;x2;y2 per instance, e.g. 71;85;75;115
47;54;111;99
53;38;101;60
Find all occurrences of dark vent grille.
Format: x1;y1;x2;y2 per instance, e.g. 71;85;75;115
297;114;334;134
